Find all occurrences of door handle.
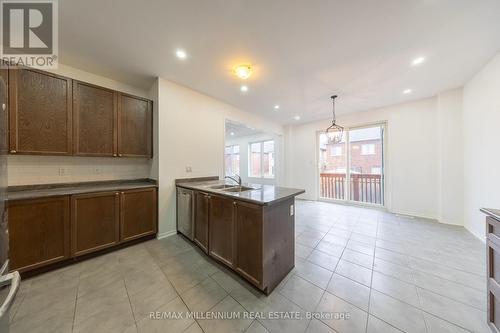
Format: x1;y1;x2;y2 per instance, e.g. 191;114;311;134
1;103;5;111
0;271;21;318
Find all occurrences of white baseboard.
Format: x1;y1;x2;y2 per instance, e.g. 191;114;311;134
156;230;177;240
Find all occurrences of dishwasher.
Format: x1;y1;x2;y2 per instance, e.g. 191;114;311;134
176;187;194;240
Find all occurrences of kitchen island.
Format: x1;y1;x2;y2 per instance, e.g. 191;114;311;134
176;177;305;294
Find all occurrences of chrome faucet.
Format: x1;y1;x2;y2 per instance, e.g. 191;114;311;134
225;174;242;186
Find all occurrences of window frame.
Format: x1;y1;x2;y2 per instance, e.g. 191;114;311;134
224;144;240;176
248;139;275;179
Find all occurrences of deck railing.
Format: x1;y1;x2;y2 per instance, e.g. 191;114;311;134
320;173;382;204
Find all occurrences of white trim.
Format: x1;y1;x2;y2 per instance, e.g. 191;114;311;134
156;230;177;240
316;121;387;208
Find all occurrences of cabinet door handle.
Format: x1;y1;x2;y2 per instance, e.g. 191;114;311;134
118;154;123;157
9;150;16;154
233;201;237;206
1;103;6;111
113;153;117;157
115;192;119;196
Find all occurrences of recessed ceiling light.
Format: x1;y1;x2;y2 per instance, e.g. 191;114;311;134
294;115;301;120
274;105;280;110
230;132;235;136
240;85;248;92
233;65;253;80
403;89;412;94
412;57;425;66
175;49;187;59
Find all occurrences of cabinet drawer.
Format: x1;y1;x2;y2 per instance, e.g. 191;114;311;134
488;217;500;244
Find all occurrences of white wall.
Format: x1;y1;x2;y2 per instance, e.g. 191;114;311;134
154;78;284;237
437;89;464;225
7;63;153;186
286;91;464;223
463;52;500;240
225;132;284;186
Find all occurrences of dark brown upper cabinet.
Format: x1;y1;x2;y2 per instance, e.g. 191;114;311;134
117;93;152;158
0;65;8;154
8;68;72;155
73;81;118;156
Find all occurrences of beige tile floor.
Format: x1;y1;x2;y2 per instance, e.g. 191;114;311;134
8;200;489;333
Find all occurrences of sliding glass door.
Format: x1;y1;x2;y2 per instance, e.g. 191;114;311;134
318;124;385;206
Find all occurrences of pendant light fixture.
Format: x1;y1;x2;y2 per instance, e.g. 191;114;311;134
325;95;343;144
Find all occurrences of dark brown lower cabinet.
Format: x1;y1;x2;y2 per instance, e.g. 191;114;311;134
120;188;157;242
189;187;293;294
209;195;236;267
486;212;500;333
8;186;158;274
194;191;209;253
234;201;263;287
71;191;120;256
8;196;70;272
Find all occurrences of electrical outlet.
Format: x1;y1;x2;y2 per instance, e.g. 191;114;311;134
59;167;69;176
94;167;102;174
185;166;192;173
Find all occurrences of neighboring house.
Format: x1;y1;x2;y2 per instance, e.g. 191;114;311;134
320;128;382;175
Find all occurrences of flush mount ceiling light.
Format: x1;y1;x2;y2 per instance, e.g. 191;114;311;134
233;64;253;80
274;105;280;110
230;132;235;136
175;49;187;59
294;115;301;121
412;56;425;66
325;95;344;144
240;85;248;92
403;88;412;94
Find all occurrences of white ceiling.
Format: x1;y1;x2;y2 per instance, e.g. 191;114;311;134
59;0;500;124
225;120;262;139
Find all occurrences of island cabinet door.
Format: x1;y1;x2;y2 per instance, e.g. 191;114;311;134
120;187;157;242
71;191;120;257
208;195;235;267
234;201;263;288
194;191;210;253
8;196;70;272
8;68;73;155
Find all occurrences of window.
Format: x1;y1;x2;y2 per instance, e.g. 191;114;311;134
330;146;342;157
361;144;375;155
225;145;240;176
249;140;275;178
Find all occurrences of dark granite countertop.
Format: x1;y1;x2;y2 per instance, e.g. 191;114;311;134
176;180;305;206
7;179;157;201
481;208;500;222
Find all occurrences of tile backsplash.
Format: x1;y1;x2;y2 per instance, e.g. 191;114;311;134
7;155;153;186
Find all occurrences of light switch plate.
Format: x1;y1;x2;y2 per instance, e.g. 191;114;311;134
59;167;69;176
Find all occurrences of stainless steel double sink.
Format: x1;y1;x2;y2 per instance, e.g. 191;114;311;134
207;184;257;192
